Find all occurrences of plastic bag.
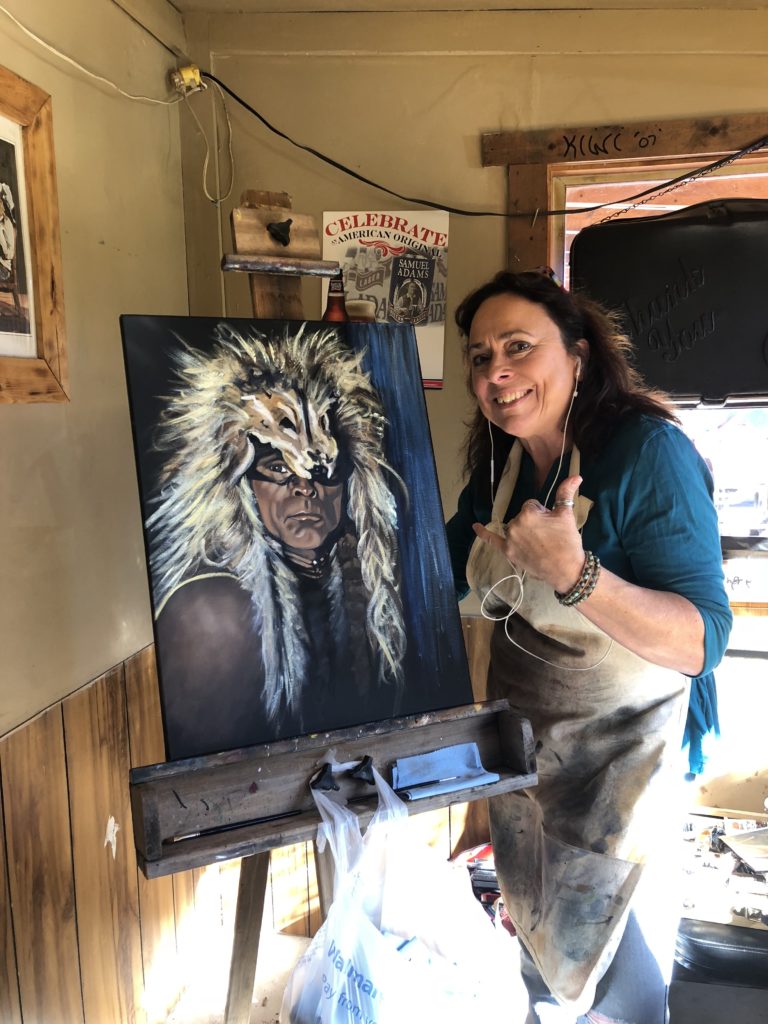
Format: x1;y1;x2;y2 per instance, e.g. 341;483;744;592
280;757;510;1023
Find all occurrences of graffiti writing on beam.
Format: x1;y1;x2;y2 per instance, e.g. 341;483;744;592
561;128;661;160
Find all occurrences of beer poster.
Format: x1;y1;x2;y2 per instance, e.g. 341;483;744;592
322;210;449;388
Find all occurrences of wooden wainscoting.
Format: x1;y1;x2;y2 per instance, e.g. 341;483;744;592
0;617;494;1023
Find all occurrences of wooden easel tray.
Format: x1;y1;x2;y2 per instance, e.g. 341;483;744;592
130;699;536;878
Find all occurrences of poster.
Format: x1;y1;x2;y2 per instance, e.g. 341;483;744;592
322;210;449;388
121;316;472;761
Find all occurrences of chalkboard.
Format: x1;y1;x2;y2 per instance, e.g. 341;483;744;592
570;199;768;405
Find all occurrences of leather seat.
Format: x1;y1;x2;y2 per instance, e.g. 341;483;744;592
675;918;768;988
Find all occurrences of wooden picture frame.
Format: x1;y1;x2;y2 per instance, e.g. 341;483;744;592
0;64;67;403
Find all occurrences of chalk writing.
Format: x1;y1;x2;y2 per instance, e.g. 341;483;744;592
647;310;716;363
620;260;713;362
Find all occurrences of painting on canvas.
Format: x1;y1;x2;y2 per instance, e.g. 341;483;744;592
121;316;472;761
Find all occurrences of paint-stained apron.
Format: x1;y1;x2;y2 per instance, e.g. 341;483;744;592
467;441;689;1013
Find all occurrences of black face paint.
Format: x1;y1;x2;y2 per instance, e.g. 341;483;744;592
245;443;352;488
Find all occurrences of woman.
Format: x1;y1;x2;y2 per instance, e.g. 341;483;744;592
446;270;731;1023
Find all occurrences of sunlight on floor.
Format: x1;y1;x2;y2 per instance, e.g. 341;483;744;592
166;906;310;1024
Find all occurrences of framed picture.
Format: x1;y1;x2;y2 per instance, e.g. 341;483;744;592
121;316;473;761
0;64;67;403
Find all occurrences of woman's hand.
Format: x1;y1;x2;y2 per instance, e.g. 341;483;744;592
472;475;586;593
472;474;706;675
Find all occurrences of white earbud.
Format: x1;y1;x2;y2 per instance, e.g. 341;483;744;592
574;357;581;395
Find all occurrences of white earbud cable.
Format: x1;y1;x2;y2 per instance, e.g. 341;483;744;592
482;369;613;671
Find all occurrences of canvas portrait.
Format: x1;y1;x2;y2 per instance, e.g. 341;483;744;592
121;317;472;761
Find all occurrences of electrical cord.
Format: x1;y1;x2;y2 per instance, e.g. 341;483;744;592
200;70;768;222
182;82;234;205
0;2;181;105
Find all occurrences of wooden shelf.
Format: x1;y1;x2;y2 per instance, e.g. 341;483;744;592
130;699;536;879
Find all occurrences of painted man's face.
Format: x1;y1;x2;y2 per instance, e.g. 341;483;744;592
249;449;344;555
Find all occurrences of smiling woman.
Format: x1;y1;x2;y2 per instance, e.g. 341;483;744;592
467;291;586;483
447;269;733;1024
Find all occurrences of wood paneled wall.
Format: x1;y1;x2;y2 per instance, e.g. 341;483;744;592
0;621;493;1024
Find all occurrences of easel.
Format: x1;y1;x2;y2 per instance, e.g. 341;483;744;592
129;192;538;1023
130;701;536;1022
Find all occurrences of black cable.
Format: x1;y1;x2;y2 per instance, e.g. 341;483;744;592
201;71;768;222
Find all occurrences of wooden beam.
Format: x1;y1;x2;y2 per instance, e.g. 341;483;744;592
223;852;270;1024
482;113;768;167
130;701;536;878
507;163;549;268
230;191;308;319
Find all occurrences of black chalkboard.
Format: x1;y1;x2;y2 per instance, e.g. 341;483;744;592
570;199;768;405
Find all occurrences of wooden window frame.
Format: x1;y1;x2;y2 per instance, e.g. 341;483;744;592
481;113;768;272
0;64;68;404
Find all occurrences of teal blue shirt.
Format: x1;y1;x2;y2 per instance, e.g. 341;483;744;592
446;414;732;676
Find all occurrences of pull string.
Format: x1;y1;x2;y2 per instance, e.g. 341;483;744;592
199;71;768;223
480;387;613;671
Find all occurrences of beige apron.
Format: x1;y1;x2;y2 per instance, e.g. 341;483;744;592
467;442;688;1012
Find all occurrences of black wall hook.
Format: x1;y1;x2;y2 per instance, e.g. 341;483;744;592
266;218;293;246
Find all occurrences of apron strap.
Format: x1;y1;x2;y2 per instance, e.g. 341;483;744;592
491;441;583;522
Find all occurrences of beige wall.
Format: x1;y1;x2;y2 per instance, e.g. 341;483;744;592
0;0;188;735
180;8;768;519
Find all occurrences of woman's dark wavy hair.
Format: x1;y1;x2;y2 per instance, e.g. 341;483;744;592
454;270;678;479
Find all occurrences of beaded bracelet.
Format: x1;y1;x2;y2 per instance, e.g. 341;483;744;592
555;551;601;607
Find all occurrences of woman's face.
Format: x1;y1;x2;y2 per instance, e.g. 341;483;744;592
249;449;344;556
468;292;583;445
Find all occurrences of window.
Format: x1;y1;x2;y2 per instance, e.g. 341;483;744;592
556;161;768;562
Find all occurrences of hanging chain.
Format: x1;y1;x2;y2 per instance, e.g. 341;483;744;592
598;135;768;224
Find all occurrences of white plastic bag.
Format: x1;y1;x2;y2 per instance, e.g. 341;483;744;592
280;757;510;1023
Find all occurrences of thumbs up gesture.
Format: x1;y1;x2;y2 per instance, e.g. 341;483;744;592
473;475;586;591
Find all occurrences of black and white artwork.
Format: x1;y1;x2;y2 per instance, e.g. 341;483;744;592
0;112;33;354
